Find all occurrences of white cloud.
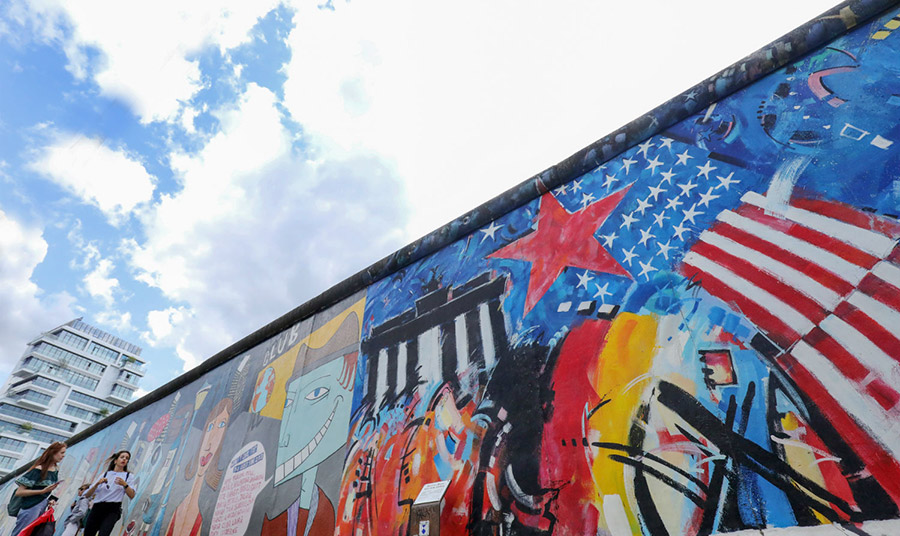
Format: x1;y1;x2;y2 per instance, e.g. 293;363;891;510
6;0;842;382
30;134;156;226
94;309;132;333
9;0;280;123
65;219;101;270
281;0;840;238
127;83;409;371
0;208;75;375
83;257;119;306
144;306;189;347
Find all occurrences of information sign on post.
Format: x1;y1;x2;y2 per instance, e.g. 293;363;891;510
408;480;451;536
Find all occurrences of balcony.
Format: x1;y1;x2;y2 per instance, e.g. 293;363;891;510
119;358;146;374
115;375;140;387
7;390;53;411
107;390;133;405
31;350;105;379
14;397;50;412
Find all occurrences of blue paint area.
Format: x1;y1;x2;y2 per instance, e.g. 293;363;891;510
433;453;452;481
444;433;457;455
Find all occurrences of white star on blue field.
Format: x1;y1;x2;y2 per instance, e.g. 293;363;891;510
0;0;839;393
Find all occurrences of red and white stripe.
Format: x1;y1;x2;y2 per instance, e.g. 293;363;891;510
679;192;900;500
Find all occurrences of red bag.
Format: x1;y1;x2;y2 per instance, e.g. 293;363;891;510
16;506;55;536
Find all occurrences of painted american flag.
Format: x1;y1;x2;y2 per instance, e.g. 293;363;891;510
678;189;900;502
573;133;900;500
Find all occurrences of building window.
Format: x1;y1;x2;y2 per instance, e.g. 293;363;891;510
8;376;60;392
68;391;123;414
0;404;77;432
88;343;119;362
22;357;100;390
55;330;89;351
69;320;142;356
110;384;134;401
31;377;60;391
12;390;53;405
0;420;67;443
0;455;17;469
63;405;100;423
33;343;106;375
117;371;138;385
0;436;27;452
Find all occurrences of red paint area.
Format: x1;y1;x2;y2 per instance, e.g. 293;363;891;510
784;411;859;520
807;66;858;105
146;413;170;443
336;390;483;536
777;352;900;506
790;198;900;239
539;319;611;535
489;189;631;313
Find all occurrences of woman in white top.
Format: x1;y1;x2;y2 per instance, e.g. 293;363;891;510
83;450;136;536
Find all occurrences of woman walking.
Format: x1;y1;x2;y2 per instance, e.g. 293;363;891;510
8;442;65;536
83;451;135;536
60;484;91;536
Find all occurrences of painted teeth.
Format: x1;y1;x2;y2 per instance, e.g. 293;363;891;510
275;399;339;480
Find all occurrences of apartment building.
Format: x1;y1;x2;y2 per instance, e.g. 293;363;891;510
0;318;144;475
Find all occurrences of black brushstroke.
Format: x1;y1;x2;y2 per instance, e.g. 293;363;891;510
657;381;861;523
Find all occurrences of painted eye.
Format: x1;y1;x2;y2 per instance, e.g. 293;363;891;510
305;387;329;401
207;423;214;432
284;398;293;409
218;420;226;428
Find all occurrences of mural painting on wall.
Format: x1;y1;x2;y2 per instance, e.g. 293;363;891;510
3;8;900;536
338;11;900;536
0;295;364;536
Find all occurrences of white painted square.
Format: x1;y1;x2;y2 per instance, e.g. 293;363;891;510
840;123;869;141
597;303;616;315
557;302;572;312
871;134;894;149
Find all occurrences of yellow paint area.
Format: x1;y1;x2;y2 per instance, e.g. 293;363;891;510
873;30;891;40
588;312;658;534
779;412;831;524
307;297;365;348
257;297;365;419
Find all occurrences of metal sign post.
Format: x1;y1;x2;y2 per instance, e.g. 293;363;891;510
408;480;451;536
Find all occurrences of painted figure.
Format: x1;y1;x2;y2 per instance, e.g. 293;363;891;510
261;306;360;536
164;398;230;536
165;357;249;536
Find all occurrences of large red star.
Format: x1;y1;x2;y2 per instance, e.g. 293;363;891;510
489;187;632;313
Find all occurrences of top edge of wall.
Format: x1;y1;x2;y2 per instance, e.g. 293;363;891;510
3;0;897;486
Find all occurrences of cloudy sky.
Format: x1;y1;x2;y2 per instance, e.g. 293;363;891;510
0;0;839;395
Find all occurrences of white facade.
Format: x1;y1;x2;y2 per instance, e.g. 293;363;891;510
0;318;145;476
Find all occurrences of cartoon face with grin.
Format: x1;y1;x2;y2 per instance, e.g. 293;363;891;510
275;355;353;485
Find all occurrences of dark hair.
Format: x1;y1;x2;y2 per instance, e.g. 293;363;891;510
106;450;131;473
31;442;66;480
184;398;232;491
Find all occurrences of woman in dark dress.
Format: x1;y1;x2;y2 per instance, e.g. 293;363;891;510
9;441;66;536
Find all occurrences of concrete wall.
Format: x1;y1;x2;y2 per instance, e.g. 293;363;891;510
3;3;900;535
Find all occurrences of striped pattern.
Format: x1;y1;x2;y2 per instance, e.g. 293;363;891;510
370;308;501;410
680;192;900;499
